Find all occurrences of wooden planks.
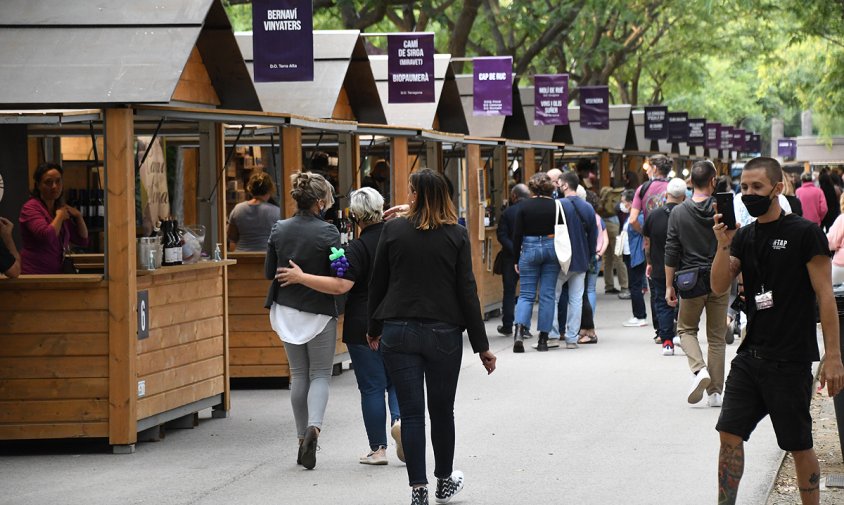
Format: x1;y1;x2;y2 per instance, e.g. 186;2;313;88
0;278;110;440
171;47;221;106
136;267;226;421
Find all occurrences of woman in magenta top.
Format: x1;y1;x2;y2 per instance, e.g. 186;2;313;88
19;163;88;274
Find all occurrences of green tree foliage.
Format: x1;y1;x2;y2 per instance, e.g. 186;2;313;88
224;0;844;136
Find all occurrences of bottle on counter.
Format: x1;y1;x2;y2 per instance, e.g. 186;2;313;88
162;218;183;266
96;190;105;229
339;209;349;246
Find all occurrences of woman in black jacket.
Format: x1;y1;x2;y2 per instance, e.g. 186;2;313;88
276;187;402;466
264;172;339;470
368;168;497;505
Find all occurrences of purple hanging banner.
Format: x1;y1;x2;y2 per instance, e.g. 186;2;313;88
750;134;761;153
778;139;797;159
667;112;689;143
705;122;721;149
644;106;668;139
473;57;513;116
388;33;435;103
579;86;609;130
733;129;746;151
252;0;314;82
720;126;733;151
534;74;569;125
688;118;706;146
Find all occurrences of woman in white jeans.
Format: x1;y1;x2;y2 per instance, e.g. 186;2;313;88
825;193;844;284
264;171;340;470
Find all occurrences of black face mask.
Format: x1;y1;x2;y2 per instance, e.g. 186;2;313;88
742;188;776;217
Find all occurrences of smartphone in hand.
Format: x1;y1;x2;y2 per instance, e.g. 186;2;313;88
715;192;737;230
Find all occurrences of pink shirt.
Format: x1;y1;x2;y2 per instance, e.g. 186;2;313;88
827;214;844;267
631;179;669;220
19;197;88;274
796;181;828;226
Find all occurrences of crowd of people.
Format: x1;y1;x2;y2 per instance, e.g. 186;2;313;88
493;155;844;505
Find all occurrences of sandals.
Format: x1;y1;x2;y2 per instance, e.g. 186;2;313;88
577;331;598;344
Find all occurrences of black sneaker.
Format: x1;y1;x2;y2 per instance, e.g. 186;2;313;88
523;329;533;338
411;486;429;505
435;470;464;503
497;324;513;336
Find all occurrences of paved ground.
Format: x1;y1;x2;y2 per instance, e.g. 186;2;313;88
0;279;788;505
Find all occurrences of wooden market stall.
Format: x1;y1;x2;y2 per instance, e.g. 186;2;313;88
0;0;260;451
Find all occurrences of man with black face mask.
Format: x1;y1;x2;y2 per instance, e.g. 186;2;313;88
711;156;844;505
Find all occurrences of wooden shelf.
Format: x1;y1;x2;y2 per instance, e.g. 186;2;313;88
137;259;236;277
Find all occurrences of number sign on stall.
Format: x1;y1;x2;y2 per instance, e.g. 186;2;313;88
579;86;609;130
388;33;435;103
473;57;513;116
252;0;314;82
137;290;149;340
534;75;569;125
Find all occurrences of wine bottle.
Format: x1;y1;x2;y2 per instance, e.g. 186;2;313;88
97;190;105;228
163;219;183;266
339;209;348;245
78;189;88;226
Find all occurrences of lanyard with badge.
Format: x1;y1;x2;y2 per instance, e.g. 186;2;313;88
749;213;785;311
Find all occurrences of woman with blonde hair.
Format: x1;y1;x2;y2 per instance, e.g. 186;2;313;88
781;172;803;217
825;193;844;284
276;187;403;466
265;171;339;470
368;168;496;505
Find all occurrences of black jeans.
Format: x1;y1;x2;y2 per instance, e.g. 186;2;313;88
501;253;518;330
650;278;678;343
624;255;647;319
381;319;464;486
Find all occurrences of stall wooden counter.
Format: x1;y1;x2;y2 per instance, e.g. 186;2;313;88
228;251;348;380
0;260;234;449
477;226;504;317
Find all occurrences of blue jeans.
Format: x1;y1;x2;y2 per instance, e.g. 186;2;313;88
501;252;518;330
381;319;464;486
551;270;586;343
347;344;401;451
649;279;677;343
514;236;561;333
624;255;647;319
586;258;600;314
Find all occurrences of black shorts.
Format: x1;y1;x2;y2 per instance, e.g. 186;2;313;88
715;353;814;452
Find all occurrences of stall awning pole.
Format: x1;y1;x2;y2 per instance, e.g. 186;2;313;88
204;124;244;204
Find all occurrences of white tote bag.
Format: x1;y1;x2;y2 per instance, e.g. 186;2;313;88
554;199;572;274
614;228;627;257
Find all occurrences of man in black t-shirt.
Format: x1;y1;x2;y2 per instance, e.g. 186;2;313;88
0;217;20;278
643;178;685;355
711;157;844;505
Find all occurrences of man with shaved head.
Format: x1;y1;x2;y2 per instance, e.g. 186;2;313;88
547;168;563;199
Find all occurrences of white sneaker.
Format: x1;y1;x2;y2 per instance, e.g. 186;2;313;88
708;392;723;408
623;317;648;327
435;470;465;503
673;336;681;347
662;343;675;356
687;368;711;404
359;446;388;465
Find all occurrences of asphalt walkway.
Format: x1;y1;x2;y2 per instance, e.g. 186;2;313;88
0;280;786;505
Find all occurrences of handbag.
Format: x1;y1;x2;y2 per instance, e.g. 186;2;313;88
554;199;572;274
675;267;709;299
614;229;627;257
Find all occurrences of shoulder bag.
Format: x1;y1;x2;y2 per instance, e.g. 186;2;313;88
554;199;572;274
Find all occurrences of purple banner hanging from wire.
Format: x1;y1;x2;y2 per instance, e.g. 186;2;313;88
252;0;314;82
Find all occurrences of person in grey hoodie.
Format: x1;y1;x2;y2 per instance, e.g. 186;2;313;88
664;160;729;408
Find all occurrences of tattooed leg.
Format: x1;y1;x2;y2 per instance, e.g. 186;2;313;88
718;432;744;505
792;449;820;505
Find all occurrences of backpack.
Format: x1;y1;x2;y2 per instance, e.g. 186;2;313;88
598;186;623;218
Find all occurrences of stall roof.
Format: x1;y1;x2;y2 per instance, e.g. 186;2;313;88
0;0;259;110
434;65;470;135
796;136;844;163
135;105;357;133
0;109;101;125
370;54;453;131
236;31;386;124
565;105;634;152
